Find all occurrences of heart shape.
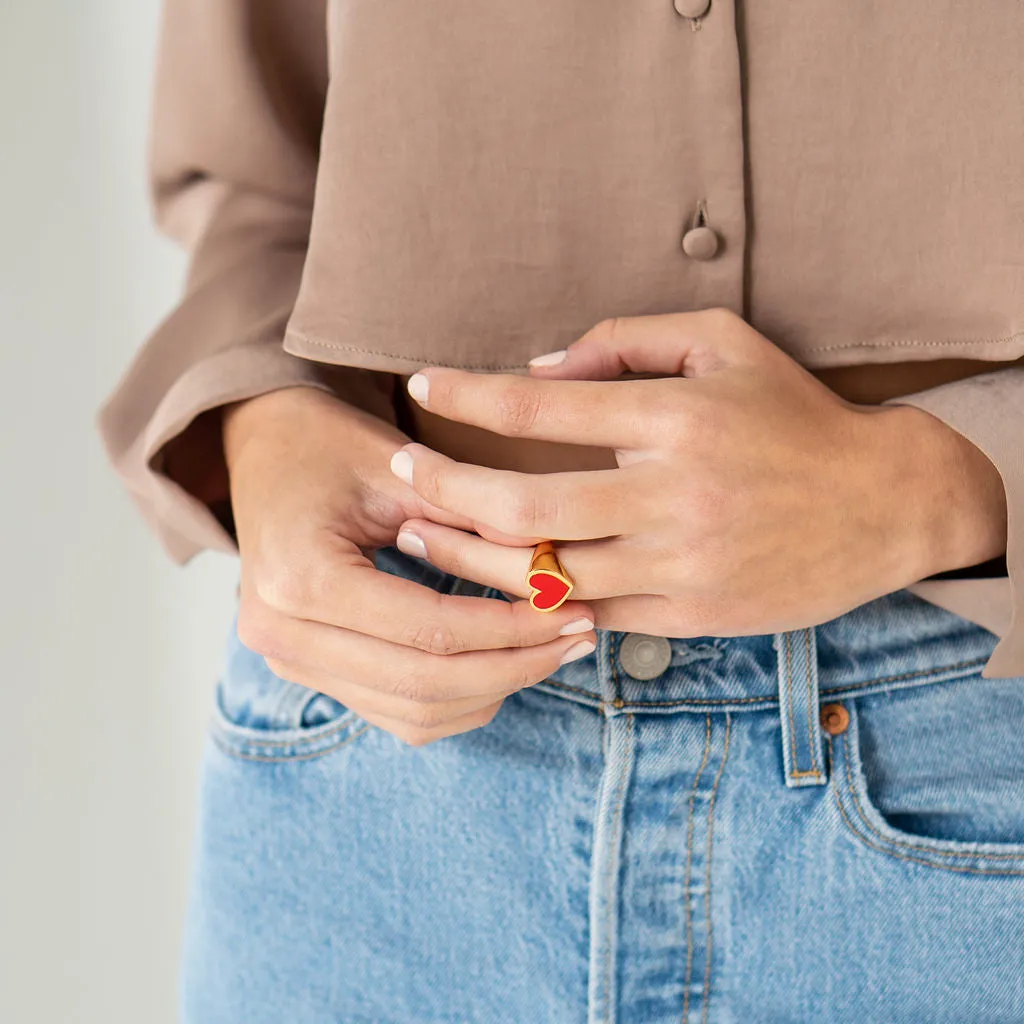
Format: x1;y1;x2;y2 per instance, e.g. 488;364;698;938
527;569;572;612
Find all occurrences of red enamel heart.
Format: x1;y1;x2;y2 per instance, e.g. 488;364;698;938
528;570;572;611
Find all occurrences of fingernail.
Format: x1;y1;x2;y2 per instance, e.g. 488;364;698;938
559;616;594;636
396;529;427;559
407;373;429;405
390;450;414;485
528;350;568;368
559;639;596;665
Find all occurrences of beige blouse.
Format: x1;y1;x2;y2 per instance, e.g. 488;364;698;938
97;0;1024;677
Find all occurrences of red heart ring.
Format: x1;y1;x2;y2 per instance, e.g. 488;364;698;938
527;541;575;612
527;569;573;612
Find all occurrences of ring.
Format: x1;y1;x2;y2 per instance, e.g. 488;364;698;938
527;540;576;612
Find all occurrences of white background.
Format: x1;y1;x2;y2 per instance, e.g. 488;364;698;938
0;4;238;1021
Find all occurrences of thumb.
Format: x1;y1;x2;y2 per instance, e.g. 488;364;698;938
526;308;761;381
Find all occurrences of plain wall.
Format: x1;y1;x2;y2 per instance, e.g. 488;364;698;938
0;4;238;1021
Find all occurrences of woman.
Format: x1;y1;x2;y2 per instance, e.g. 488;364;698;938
99;1;1024;1020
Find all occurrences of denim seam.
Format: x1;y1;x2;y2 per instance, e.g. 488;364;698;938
839;729;1024;863
828;732;1024;875
701;713;732;1024
681;715;713;1024
210;720;374;763
603;712;634;1023
537;655;990;711
209;709;366;749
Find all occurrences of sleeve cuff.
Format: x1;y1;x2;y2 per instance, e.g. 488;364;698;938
883;366;1024;678
98;340;393;565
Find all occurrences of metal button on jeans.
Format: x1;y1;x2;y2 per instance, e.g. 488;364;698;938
619;633;673;680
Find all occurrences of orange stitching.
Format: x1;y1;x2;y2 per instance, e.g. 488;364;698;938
210;720;374;763
701;713;732;1024
838;730;1024;862
804;629;820;776
828;735;1024;875
682;715;713;1023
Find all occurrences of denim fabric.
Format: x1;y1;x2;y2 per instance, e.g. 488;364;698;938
181;547;1024;1023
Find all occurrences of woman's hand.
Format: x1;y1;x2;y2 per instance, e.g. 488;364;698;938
223;386;596;746
390;308;1007;637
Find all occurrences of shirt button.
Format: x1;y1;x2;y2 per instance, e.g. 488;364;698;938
674;0;711;17
619;633;673;680
681;225;720;261
819;703;850;736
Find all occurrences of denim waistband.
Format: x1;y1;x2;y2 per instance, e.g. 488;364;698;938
375;546;1001;717
538;589;998;715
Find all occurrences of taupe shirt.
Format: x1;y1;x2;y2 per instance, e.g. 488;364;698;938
97;0;1024;677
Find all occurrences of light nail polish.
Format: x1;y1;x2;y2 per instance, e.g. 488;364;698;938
559;639;596;665
407;373;429;404
396;530;427;558
528;350;568;367
390;450;414;485
559;617;595;636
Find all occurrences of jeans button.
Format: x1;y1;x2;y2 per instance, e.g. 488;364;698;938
619;634;673;680
820;703;850;736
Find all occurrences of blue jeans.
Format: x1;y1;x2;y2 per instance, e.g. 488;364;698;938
181;547;1024;1023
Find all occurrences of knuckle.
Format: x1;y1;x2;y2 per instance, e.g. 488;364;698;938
253;565;311;616
236;607;283;660
404;618;465;657
591;316;625;348
495;383;544;437
389;667;433;703
263;656;296;682
700;305;739;330
501;487;546;535
403;701;450;730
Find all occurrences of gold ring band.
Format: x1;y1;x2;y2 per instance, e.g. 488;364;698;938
527;540;575;612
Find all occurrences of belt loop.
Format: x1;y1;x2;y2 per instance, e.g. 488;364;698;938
774;628;826;788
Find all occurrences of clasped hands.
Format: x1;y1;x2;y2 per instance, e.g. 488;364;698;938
391;307;1006;638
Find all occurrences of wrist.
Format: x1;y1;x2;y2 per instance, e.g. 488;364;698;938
873;403;1008;581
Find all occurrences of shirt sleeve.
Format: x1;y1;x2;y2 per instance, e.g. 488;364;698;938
96;0;397;565
883;366;1024;679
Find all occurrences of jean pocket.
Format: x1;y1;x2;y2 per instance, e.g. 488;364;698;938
827;674;1024;876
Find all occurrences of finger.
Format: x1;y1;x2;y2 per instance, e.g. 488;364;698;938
352;698;507;747
404;368;662;448
245;599;598;702
248;545;595;653
525;308;765;381
586;593;727;639
391;444;656;539
264;659;511;727
396;519;659;601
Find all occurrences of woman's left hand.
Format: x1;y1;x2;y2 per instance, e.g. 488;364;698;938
389;308;1007;637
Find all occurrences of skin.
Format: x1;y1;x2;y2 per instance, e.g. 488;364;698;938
222;386;598;747
390;308;1008;639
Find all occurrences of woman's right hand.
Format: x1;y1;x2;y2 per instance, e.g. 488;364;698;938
222;386;597;746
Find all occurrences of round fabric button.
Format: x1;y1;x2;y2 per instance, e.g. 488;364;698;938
819;703;850;736
681;225;720;261
674;0;711;17
619;633;673;681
